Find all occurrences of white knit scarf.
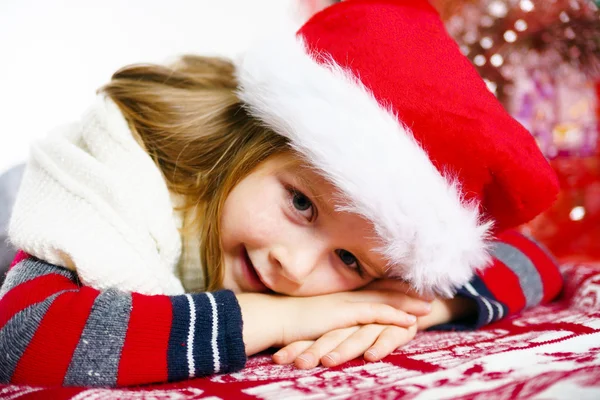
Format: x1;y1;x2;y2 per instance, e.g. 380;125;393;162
8;96;186;295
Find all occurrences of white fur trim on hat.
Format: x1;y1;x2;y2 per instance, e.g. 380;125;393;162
235;34;493;296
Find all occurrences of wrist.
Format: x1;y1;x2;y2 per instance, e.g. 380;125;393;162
417;296;477;330
446;296;477;320
236;293;285;356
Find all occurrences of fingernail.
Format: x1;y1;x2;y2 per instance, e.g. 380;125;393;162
406;314;417;323
297;353;315;366
273;350;287;360
366;349;378;360
323;352;338;365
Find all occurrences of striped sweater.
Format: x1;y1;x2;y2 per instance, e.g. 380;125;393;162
0;230;562;387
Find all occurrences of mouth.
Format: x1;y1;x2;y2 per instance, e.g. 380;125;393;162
241;247;272;293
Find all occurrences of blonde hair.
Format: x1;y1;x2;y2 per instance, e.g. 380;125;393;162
100;55;293;291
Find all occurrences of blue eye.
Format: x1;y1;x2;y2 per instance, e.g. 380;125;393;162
292;191;312;211
336;249;363;277
288;187;315;221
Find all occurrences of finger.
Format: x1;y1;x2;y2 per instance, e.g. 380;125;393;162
321;325;386;367
364;324;418;362
351;302;417;327
343;291;432;316
272;341;314;365
363;280;435;301
364;279;412;292
295;327;359;369
392;295;432;316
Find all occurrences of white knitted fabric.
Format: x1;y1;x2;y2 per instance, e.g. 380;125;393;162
8;96;185;295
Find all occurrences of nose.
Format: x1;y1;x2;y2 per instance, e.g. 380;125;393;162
269;241;324;285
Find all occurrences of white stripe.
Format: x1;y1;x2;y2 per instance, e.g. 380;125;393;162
185;294;196;378
494;301;505;319
464;283;494;324
465;280;506;320
206;292;221;373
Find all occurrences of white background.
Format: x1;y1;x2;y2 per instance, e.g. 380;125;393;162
0;0;303;175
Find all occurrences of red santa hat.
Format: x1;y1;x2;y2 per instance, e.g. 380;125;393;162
235;0;559;296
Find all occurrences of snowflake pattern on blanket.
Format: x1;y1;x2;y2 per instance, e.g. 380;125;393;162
1;262;599;400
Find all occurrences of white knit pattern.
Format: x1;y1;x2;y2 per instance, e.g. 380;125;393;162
8;96;185;295
206;292;221;373
186;294;197;378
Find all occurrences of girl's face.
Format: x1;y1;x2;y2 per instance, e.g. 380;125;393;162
220;156;386;296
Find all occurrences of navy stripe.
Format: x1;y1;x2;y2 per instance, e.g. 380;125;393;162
466;275;509;322
467;275;499;303
212;290;246;372
167;291;245;378
432;275;508;331
190;294;213;376
168;295;191;381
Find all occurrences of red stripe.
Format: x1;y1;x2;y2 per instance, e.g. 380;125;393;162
0;274;76;330
11;286;100;386
477;258;526;314
499;230;563;303
117;293;173;386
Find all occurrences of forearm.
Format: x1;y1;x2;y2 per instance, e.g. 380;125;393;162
0;256;246;387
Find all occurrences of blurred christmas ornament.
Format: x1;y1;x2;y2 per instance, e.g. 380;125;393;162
432;0;600;152
431;0;600;260
508;55;598;158
522;156;600;261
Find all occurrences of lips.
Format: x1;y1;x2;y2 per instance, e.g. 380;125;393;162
241;247;270;292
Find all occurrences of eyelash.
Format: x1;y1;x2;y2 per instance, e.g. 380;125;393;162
336;249;364;278
286;185;364;278
286;185;317;222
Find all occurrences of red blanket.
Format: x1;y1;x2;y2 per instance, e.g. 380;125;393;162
1;261;599;399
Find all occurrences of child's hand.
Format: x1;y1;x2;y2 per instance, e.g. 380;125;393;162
362;279;477;330
417;296;477;330
272;323;417;369
270;280;431;368
237;290;429;356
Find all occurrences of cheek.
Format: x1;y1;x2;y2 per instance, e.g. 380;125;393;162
297;269;370;296
221;187;285;246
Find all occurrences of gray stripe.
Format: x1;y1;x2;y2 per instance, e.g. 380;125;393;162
0;258;77;299
64;290;132;387
0;290;72;381
490;241;543;307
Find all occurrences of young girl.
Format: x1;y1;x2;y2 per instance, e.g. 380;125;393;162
0;0;562;388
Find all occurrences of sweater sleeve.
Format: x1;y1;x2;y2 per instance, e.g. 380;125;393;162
0;252;246;387
431;229;563;331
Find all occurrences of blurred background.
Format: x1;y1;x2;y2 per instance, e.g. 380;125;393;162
1;0;599;261
426;0;600;261
0;0;304;174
